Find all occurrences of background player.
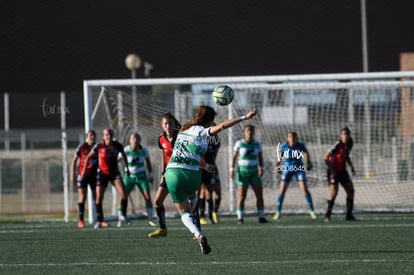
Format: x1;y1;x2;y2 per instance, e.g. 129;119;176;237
82;128;130;228
230;125;268;224
70;130;98;228
119;132;155;227
273;131;316;220
324;127;356;222
199;134;222;224
148;112;181;238
165;105;258;254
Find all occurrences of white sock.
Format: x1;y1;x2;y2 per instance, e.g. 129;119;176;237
237;209;244;220
189;194;198;210
181;212;201;239
258;209;265;218
146;207;153;220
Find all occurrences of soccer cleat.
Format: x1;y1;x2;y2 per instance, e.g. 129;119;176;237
77;220;85;229
324;215;331;223
117;220;123;228
197;235;211;255
237;219;244;225
148;228;168;238
259;217;269;223
212;212;219;224
310;211;317;220
94;221;110;229
119;215;126;222
200;217;208;225
346;215;357;221
272;211;281;221
148;220;157;227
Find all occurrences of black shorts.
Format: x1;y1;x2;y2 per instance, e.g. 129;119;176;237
97;171;122;187
159;176;168;189
327;170;351;186
76;174;97;189
201;170;220;185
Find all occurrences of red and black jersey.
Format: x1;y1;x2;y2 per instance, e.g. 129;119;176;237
158;134;176;167
93;140;124;176
328;141;352;173
75;143;98;176
201;137;221;165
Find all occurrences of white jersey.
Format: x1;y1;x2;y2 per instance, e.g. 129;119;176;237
167;125;211;171
233;139;262;173
121;145;149;175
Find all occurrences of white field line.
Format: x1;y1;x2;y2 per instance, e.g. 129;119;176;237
1;223;414;233
0;259;413;268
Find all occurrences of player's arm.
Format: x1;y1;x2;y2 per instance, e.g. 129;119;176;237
347;157;356;176
145;150;154;183
229;150;239;179
324;151;331;166
70;155;79;184
120;147;130;177
81;151;95;178
258;151;264;178
209;109;257;136
304;151;313;171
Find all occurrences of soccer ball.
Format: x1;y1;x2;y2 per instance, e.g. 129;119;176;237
212;85;234;106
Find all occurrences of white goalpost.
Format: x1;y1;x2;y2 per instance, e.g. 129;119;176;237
83;71;414;224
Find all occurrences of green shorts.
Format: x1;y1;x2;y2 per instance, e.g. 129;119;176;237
165;168;201;203
124;174;150;192
236;170;262;188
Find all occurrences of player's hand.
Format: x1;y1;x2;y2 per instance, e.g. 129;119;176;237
351;167;356;176
307;161;313;171
205;164;217;174
245;109;258;120
229;170;235;179
148;172;154;184
275;163;282;174
258;168;263;178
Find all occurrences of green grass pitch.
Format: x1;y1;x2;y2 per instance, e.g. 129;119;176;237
0;214;413;274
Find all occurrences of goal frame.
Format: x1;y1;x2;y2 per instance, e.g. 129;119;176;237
83;71;414;224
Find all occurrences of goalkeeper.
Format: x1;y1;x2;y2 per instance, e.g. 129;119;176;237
273;132;316;220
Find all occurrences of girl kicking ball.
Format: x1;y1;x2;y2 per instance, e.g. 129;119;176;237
165;105;257;255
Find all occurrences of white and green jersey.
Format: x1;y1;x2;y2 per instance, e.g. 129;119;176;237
167;125;211;171
233;139;262;174
124;145;149;177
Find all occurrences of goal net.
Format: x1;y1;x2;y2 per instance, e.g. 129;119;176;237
83;72;414;221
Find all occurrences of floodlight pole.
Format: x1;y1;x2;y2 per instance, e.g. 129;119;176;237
361;0;369;73
131;69;138;129
125;53;141;130
4;93;10;151
361;0;372;177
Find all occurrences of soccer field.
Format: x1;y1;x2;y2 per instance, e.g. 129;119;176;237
0;214;413;274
